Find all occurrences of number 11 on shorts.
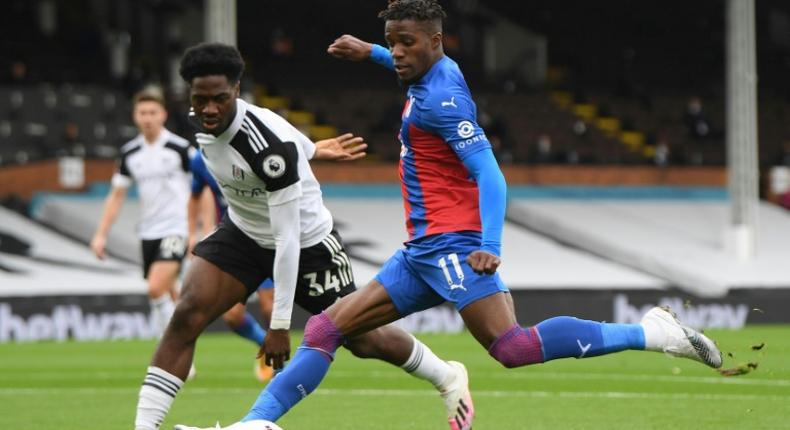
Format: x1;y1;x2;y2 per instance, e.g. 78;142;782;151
438;253;466;291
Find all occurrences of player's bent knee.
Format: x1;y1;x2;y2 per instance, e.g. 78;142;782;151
303;313;345;357
488;325;545;368
168;299;210;337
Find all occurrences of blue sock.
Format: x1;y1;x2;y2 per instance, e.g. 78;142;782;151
242;347;333;422
233;313;266;346
536;316;645;361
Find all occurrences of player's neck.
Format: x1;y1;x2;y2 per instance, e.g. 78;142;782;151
413;53;445;83
142;129;164;145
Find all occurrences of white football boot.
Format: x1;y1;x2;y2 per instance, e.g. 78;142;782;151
641;306;722;368
440;361;475;430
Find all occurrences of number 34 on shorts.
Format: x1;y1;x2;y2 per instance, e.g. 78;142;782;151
303;269;344;297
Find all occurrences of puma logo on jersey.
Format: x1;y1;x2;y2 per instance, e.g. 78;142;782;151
450;283;467;291
441;96;457;108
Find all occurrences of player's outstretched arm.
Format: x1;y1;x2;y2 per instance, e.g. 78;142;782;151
313;133;368;162
328;34;394;71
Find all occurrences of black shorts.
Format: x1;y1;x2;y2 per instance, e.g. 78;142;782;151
141;236;187;278
193;216;356;315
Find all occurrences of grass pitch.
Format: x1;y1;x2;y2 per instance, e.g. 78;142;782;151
1;326;788;429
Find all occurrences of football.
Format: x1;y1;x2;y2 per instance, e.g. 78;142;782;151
242;420;283;430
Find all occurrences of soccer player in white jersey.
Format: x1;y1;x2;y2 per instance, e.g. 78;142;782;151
133;43;472;430
91;88;193;340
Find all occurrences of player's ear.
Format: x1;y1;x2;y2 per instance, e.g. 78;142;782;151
431;32;443;49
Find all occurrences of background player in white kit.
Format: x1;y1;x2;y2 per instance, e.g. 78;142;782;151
91;88;194;340
133;43;472;430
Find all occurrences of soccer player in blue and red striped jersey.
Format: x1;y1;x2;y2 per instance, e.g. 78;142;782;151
189;2;722;430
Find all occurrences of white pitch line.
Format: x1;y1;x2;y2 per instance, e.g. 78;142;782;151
8;369;790;388
0;387;787;402
324;370;790;387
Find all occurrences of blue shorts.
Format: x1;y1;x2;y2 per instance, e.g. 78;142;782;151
375;232;509;316
258;279;274;290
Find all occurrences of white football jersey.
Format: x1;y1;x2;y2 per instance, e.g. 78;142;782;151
195;98;332;249
112;129;193;240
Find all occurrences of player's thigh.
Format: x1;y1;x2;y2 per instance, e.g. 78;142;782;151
174;256;249;332
222;302;247;327
147;260;182;297
326;280;403;338
192;216;275;301
330;253;442;338
459;291;517;349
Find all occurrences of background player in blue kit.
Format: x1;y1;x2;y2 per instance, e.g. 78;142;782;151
188;150;275;381
186;2;722;430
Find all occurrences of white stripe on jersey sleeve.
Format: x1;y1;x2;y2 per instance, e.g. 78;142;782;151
242;118;270;150
240;125;264;153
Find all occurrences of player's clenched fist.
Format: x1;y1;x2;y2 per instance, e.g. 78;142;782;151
327;34;374;61
466;250;501;275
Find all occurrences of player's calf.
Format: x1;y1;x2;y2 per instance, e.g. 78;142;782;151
488;317;648;368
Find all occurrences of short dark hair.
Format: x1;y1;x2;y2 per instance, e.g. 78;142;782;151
378;0;446;29
179;43;245;84
133;86;166;107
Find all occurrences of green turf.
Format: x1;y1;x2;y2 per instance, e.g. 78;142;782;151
1;326;788;429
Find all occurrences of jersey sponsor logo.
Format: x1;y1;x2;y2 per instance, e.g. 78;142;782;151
218;181;266;197
454;134;487;151
441;96;458;108
232;164;245;181
262;154;286;178
457;120;475;138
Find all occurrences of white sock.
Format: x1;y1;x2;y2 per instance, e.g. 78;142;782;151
149;295;175;338
641;319;666;351
135;366;184;430
401;335;452;391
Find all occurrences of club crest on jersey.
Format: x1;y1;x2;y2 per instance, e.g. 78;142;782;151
263;154;286;178
232;164;245;181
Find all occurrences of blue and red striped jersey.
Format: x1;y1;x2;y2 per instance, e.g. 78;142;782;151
398;56;491;241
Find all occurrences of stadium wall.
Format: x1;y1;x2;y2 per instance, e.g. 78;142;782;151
2;288;788;343
0;160;726;199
